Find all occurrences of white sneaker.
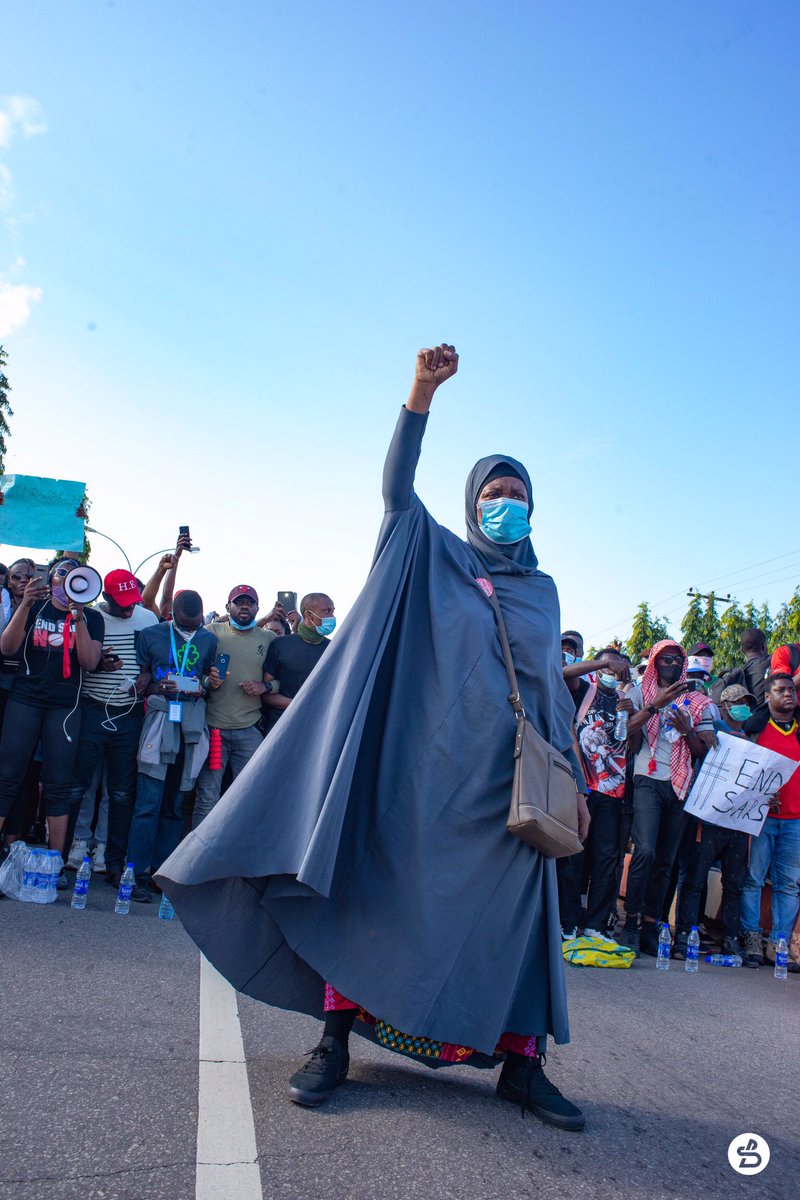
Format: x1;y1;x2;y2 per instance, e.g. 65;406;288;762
582;928;618;945
91;842;106;873
561;927;578;942
67;838;89;870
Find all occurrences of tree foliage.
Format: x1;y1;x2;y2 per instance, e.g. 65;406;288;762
680;593;705;650
0;345;13;477
715;600;747;671
626;602;670;662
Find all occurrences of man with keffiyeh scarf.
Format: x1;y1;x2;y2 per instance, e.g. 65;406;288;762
617;640;715;957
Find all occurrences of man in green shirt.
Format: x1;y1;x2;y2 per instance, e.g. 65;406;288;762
192;585;276;827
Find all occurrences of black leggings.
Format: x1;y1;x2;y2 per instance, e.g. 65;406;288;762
0;699;81;821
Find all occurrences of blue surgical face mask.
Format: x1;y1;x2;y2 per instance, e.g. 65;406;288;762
729;704;752;722
479;497;532;545
563;652;577;665
316;616;336;637
599;672;619;690
229;616;256;630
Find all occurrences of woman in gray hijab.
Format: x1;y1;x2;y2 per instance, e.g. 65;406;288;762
158;344;589;1131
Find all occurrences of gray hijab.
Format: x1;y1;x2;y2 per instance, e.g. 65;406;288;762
465;454;538;575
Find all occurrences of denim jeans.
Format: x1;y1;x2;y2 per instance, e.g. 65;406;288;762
74;761;109;844
192;725;263;828
65;701;144;872
625;776;688;921
740;816;800;943
126;749;187;879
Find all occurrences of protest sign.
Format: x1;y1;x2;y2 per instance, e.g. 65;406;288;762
684;731;799;835
0;475;86;553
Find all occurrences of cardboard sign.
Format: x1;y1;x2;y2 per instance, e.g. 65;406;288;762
684;731;799;834
0;474;86;552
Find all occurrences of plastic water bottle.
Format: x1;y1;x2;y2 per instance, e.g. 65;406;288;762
656;923;671;970
774;937;789;980
158;893;175;921
685;927;700;973
71;856;92;910
21;846;42;902
705;953;742;967
613;705;628;740
115;863;135;914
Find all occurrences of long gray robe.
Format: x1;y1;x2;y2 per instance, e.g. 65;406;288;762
157;407;582;1054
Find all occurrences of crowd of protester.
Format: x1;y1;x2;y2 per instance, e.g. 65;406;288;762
0;536;798;977
0;537;335;905
557;628;800;971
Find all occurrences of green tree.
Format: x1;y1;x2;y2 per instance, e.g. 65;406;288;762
698;592;722;652
680;593;704;650
770;602;791;653
626;602;670;662
57;490;92;565
756;602;773;642
786;587;800;643
0;345;12;477
715;600;747;671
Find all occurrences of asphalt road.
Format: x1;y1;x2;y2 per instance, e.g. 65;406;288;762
1;886;797;1200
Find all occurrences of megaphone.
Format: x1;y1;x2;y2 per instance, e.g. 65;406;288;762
64;565;103;605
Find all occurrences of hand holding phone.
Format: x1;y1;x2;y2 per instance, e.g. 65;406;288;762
215;653;231;682
277;590;297;612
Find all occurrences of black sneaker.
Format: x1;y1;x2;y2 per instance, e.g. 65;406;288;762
287;1036;350;1107
496;1054;585;1131
639;923;660;958
672;932;688;961
721;935;743;957
616;925;640;958
130;881;153;904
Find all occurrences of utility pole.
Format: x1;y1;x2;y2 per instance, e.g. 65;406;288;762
686;589;732;606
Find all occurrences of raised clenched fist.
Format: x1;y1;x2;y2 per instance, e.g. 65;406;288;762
415;344;458;388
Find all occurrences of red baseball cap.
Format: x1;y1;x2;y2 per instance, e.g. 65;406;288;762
104;569;143;605
228;584;259;605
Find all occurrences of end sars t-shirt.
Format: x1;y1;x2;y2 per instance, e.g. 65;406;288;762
11;600;105;708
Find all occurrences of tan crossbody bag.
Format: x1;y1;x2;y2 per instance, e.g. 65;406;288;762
487;585;584;859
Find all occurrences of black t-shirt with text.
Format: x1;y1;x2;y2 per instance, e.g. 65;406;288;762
11;600;105;709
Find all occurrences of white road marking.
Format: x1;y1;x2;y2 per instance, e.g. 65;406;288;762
196;954;263;1200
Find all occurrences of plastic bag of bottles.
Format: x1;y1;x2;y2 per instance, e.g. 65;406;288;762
20;847;63;904
0;839;29;899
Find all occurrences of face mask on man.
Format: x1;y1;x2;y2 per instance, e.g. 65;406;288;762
173;620;197;642
598;672;619;690
480;498;532;545
658;662;682;685
729;704;752;722
563;652;577;666
230;616;256;630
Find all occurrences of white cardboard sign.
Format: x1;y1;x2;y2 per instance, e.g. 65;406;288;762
684;732;799;835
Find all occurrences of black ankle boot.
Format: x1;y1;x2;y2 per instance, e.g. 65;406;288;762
496;1054;585;1131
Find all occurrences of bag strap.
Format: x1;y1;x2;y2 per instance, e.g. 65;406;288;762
486;583;526;720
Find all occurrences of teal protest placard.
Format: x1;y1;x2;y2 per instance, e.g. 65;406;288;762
0;474;87;552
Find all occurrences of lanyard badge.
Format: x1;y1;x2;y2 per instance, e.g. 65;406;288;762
168;700;183;723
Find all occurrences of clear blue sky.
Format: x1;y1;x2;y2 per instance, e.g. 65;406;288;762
1;1;798;643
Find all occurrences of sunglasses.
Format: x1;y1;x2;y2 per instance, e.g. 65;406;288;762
658;655;683;665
